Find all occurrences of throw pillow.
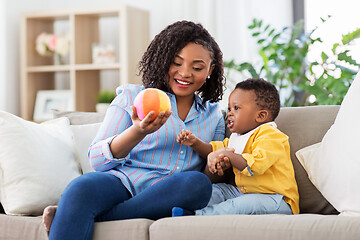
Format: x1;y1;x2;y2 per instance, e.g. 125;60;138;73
0;112;81;216
296;72;360;216
70;123;102;174
295;143;321;184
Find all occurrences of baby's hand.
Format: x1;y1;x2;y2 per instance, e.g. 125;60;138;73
207;148;233;176
207;151;223;174
177;129;197;146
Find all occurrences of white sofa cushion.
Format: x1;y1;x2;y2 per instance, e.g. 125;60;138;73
70;123;101;174
0;112;81;215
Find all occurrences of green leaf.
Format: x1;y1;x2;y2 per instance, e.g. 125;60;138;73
331;43;339;54
272;33;281;42
226;17;357;107
264;24;270;31
338;51;359;66
342;28;360;44
291;19;304;42
96;90;117;103
321;52;328;62
268;29;275;36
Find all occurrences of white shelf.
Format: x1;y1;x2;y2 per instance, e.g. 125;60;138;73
20;5;149;120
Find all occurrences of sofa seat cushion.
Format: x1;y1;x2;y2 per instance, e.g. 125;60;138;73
93;218;153;240
150;215;360;240
0;215;48;240
0;214;153;240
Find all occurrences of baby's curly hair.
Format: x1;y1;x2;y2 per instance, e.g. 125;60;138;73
235;78;280;120
138;20;225;103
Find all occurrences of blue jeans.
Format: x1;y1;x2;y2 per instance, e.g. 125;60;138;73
49;171;211;240
195;183;293;215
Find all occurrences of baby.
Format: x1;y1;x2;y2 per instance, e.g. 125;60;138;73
174;78;299;216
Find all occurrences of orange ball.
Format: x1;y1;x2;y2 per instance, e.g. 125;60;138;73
134;88;171;121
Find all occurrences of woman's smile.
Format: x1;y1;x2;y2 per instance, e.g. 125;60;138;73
174;78;192;88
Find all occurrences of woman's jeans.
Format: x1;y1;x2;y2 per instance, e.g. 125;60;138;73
195;183;293;215
49;171;211;240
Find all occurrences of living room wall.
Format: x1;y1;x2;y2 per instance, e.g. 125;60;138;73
0;0;293;115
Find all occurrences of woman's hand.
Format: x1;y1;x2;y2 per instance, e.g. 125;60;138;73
131;106;172;135
110;107;172;159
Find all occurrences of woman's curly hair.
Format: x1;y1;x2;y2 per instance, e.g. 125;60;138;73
138;20;225;103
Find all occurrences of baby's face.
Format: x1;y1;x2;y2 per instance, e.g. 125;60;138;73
227;89;261;135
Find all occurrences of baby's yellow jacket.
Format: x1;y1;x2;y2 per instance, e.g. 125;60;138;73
210;124;299;214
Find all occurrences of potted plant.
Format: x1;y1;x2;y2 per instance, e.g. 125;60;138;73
225;17;360;106
95;90;117;113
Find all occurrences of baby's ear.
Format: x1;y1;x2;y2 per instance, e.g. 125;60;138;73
255;110;269;123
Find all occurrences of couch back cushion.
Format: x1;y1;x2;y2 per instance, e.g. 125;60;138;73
52;106;340;214
275;105;340;214
2;106;338;215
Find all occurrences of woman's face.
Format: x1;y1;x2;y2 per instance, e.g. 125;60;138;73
167;42;214;100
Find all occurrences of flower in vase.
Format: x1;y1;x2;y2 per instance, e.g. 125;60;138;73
36;32;70;57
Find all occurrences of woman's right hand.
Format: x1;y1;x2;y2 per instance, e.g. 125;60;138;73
110;106;172;159
131;106;172;136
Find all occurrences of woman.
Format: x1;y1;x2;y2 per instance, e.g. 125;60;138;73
44;20;226;239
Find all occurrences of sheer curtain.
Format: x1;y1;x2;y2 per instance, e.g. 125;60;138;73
145;0;293;63
0;0;293;114
150;0;293;108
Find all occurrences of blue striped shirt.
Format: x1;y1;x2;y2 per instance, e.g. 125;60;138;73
89;84;225;196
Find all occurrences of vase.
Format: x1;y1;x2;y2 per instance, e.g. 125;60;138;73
54;53;65;65
96;103;110;113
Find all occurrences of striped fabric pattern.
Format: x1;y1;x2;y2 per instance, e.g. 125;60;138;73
89;84;225;196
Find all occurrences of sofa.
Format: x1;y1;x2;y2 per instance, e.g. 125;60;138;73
1;105;360;240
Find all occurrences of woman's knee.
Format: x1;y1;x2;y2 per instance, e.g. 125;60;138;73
179;172;211;191
175;171;212;208
62;172;116;202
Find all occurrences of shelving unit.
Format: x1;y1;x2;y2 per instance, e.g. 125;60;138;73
20;6;149;121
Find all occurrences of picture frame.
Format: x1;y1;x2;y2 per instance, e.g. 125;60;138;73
33;90;74;122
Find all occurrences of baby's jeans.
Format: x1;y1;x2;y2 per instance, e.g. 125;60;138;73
195;183;293;215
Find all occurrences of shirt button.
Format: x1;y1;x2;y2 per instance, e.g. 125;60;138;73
180;151;184;154
237;170;241;174
177;166;180;170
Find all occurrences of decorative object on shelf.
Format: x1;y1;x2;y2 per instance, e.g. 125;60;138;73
95;90;117;113
34;90;73;122
35;32;70;65
92;43;116;64
21;7;149;121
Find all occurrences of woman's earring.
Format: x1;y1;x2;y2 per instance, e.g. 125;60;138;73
207;75;210;79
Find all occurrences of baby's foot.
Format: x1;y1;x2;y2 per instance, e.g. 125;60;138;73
42;205;58;231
